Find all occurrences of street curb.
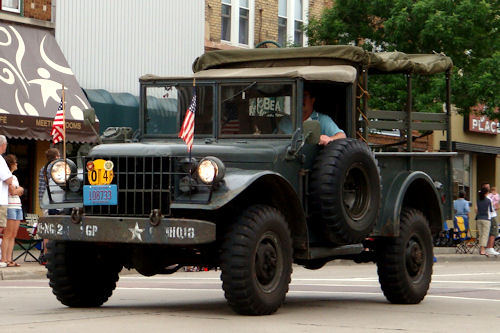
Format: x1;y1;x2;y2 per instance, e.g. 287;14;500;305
0;266;138;281
0;267;47;281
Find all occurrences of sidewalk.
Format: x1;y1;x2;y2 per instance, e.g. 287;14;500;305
1;247;497;281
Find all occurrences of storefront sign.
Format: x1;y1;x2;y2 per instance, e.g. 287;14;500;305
468;115;500;135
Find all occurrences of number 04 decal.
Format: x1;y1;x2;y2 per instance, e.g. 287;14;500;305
87;159;114;185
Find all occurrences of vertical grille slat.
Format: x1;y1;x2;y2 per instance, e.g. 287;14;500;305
84;156;172;217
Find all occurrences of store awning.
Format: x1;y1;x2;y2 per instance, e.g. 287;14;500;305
0;22;98;143
440;141;500;155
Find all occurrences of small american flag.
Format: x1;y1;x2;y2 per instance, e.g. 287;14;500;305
179;90;196;152
51;99;64;144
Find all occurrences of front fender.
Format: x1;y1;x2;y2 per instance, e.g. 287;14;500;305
171;168;308;251
375;171;443;237
171;168;280;210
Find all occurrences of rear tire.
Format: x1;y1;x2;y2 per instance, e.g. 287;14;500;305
376;208;433;304
46;241;122;307
220;205;292;315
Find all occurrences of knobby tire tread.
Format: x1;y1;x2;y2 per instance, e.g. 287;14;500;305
220;205;292;315
376;208;433;304
46;241;122;307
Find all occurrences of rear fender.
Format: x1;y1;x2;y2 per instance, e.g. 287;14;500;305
375;171;443;237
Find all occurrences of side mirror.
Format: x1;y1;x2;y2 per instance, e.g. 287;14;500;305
83;108;102;144
83;108;97;126
303;119;320;144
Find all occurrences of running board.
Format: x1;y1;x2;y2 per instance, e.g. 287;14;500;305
309;243;364;259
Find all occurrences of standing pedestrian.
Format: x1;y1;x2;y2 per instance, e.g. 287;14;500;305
38;148;61;264
0;135;13;268
453;190;470;217
476;186;496;256
480;183;500;255
484;184;500;256
2;154;24;267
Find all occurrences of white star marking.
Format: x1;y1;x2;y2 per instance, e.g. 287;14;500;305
129;223;144;241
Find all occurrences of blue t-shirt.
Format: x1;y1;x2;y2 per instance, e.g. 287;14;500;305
279;111;344;136
453;198;470;216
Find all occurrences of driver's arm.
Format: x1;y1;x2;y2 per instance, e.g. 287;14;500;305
318;113;346;145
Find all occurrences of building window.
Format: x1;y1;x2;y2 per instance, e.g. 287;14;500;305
221;0;231;41
1;0;21;13
239;0;249;45
294;0;303;46
278;0;307;47
220;0;254;47
278;0;287;47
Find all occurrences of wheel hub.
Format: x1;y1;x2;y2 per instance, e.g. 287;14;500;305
343;165;370;221
256;241;277;286
406;239;424;277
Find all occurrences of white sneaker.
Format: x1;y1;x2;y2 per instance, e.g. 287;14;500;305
0;262;6;268
485;248;500;256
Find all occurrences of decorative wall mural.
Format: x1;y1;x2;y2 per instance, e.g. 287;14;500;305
0;23;97;143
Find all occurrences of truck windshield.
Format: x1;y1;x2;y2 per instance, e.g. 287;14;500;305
220;82;294;136
144;84;213;136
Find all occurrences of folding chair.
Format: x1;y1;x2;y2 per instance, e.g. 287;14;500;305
13;214;41;263
453;215;477;254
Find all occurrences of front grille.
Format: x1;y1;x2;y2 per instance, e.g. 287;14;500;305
84;156;173;217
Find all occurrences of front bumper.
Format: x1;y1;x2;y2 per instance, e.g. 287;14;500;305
38;216;216;245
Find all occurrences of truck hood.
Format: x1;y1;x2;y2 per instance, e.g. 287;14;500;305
88;139;290;164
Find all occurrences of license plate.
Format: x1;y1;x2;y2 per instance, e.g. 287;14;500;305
83;185;117;206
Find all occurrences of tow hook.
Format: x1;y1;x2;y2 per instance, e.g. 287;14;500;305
149;209;162;226
71;207;83;224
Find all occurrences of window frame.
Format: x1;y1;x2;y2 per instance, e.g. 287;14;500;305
278;0;308;47
140;80;217;139
1;0;21;13
220;0;254;47
218;79;297;139
221;0;232;42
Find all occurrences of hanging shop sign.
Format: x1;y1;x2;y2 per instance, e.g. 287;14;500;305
468;114;500;135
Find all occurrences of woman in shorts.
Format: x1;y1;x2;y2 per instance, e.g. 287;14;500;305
1;154;24;267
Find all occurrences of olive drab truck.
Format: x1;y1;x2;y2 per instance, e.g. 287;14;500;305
38;45;454;315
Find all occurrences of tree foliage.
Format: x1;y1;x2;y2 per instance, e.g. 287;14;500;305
306;0;499;117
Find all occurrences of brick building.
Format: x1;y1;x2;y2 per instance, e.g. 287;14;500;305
205;0;333;51
1;0;52;23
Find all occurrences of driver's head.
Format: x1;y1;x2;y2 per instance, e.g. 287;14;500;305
303;89;315;121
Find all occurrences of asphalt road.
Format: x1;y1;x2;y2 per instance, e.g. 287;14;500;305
1;261;499;332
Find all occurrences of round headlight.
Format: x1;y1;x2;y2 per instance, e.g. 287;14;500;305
197;157;225;185
197;159;217;184
49;159;76;185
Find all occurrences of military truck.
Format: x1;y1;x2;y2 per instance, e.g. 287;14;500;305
38;45;454;315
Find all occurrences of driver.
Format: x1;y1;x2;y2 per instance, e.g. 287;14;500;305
279;89;346;145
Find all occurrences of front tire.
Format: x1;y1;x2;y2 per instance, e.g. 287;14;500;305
46;241;122;307
376;208;433;304
220;205;292;315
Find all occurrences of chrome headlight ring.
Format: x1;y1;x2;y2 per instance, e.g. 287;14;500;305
197;156;225;185
48;158;77;185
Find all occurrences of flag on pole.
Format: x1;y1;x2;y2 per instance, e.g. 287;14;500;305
51;99;65;144
179;89;196;152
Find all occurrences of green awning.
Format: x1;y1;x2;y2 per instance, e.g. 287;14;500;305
85;89;177;134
